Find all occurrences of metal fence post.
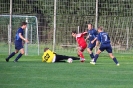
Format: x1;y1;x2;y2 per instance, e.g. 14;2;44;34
25;17;28;55
53;0;57;52
9;0;12;55
95;0;98;53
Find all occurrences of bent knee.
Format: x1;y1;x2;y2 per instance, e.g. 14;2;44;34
109;54;114;58
15;51;18;54
20;50;25;55
19;48;25;54
87;48;92;53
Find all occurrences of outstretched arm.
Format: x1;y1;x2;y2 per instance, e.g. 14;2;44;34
82;32;87;35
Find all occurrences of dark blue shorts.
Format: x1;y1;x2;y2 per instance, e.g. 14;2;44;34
88;41;96;51
99;44;112;53
15;44;23;50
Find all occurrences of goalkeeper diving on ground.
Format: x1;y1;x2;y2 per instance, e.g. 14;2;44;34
42;48;80;63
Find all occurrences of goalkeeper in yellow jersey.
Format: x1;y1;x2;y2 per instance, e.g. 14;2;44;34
42;48;80;63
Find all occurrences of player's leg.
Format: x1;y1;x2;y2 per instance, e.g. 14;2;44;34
87;48;94;60
106;46;119;66
55;54;67;62
108;53;119;65
58;54;80;60
14;46;25;62
69;56;80;60
93;49;102;62
87;43;95;61
55;54;80;62
77;47;86;62
90;46;103;65
5;47;19;62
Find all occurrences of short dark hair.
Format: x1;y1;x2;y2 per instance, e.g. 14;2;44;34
44;48;49;52
98;26;103;30
21;22;27;26
88;23;94;28
88;23;93;27
72;30;77;34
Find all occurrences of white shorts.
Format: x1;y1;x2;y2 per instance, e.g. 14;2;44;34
52;56;56;63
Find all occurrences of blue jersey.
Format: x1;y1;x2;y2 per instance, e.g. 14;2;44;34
97;32;110;44
88;29;97;41
15;27;24;45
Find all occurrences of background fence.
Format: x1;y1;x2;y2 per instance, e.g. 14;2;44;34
0;0;133;55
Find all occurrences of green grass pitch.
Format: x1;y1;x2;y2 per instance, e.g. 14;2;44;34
0;53;133;88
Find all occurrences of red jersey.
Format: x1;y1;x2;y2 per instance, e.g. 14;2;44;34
76;32;87;48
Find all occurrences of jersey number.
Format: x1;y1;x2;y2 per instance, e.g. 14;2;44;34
44;53;50;61
103;35;107;41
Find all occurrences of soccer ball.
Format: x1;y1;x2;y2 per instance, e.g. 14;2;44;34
67;58;73;63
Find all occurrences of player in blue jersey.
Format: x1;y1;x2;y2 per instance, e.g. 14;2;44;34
90;26;120;66
5;22;29;62
86;23;97;61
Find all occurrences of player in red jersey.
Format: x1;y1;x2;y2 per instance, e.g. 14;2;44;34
71;30;87;62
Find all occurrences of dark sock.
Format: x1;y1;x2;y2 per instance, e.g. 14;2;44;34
94;54;99;62
15;53;23;61
7;52;15;60
113;57;118;64
90;52;94;59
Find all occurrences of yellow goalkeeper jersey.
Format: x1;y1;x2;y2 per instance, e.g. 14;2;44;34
42;49;56;63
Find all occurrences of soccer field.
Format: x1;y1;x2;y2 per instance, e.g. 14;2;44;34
0;53;133;88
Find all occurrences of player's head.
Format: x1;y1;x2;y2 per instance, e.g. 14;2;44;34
71;30;77;37
21;22;27;29
88;23;93;30
44;48;49;52
97;26;103;33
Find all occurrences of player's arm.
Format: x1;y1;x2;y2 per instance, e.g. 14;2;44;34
108;35;110;40
95;40;100;50
85;35;89;41
91;37;97;44
81;31;88;41
91;37;97;43
42;55;45;62
96;40;100;46
91;30;98;43
96;34;101;47
19;33;29;43
82;32;87;35
42;52;50;62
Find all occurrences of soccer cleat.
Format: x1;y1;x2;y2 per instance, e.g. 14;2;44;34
91;58;94;62
116;63;120;66
80;58;85;62
13;60;18;63
5;58;9;62
90;61;96;65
